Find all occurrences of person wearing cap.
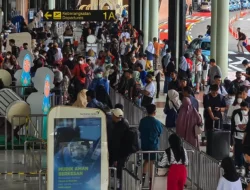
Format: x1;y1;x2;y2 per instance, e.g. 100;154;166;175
242;59;250;82
141;74;156;107
208;59;222;85
109;108;129;180
88;68;109;94
204;75;228;96
139;104;162;186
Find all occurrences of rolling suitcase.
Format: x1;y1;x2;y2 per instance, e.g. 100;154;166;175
206;120;230;160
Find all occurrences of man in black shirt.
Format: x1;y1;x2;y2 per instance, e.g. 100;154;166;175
124;69;136;100
230;71;243;93
163;58;175;93
242;59;250;82
203;84;226;130
168;71;179;91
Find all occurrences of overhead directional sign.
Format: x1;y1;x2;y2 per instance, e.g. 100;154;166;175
43;10;116;22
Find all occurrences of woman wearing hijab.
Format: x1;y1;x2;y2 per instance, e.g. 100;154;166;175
217;157;242;190
145;42;155;76
164;90;182;129
158;134;188;190
179;56;191;80
133;71;143;107
176;97;202;148
73;89;88;108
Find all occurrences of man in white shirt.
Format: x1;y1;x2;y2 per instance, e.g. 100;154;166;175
204;75;228;96
233;101;249;170
141;74;156;105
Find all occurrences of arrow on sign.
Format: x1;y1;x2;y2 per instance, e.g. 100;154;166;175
44;12;52;20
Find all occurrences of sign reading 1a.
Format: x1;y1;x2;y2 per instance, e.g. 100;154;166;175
103;11;115;21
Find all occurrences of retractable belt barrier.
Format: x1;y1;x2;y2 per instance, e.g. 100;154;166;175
110;88;222;190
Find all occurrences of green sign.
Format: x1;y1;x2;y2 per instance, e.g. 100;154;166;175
43;10;116;22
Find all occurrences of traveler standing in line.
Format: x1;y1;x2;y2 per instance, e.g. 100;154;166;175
141;74;156;107
139;104;162;187
176;97;202;148
232;101;249;172
158;134;188;190
109;108;129;181
208;59;222;85
217;157;242;190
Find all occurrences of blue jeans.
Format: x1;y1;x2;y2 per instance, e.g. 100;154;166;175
164;76;172;93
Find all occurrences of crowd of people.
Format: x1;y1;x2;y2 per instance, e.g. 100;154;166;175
1;13;250;189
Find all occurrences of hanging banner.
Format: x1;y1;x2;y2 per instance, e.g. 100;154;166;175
47;107;109;190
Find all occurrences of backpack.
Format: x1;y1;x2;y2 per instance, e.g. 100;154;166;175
231;109;244;135
122;127;140;157
201;54;208;70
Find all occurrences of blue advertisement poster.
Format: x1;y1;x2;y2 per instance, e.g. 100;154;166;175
54;118;101;190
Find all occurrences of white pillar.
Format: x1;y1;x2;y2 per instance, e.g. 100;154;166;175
131;0;135;25
149;0;159;40
48;0;55;9
211;0;217;60
216;0;229;79
143;0;149;51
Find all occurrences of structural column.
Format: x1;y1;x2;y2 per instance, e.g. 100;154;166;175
48;0;55;9
211;0;217;60
216;0;229;79
149;0;159;41
130;0;135;25
143;0;149;51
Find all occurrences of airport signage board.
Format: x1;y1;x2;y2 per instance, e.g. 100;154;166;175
43;10;116;22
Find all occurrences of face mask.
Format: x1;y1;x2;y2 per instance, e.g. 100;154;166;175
242;110;248;116
34;52;39;56
6;55;10;59
96;73;102;78
237;98;243;104
69;57;73;61
79;60;83;64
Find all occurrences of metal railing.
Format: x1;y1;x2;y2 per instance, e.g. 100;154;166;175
110;88;222;190
122;168;141;190
110;88;146;125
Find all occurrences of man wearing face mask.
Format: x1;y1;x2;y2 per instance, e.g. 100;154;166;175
204;75;228;96
72;56;88;96
88;68;109;94
63;53;75;71
232;101;249;172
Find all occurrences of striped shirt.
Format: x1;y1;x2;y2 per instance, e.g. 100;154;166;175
158;148;189;167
